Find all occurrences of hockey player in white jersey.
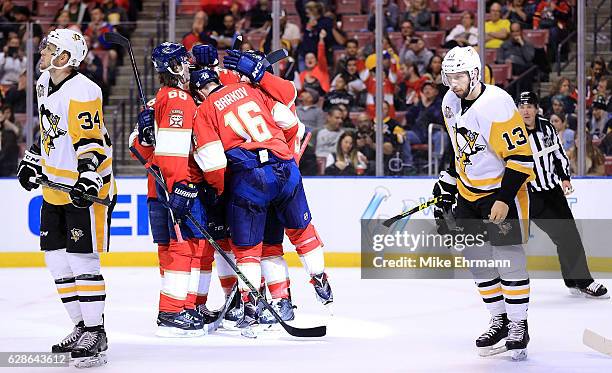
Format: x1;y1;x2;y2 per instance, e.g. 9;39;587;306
17;29;115;367
433;46;534;360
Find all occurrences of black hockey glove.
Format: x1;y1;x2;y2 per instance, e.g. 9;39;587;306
137;108;155;146
432;170;457;235
70;156;103;208
17;143;42;191
168;182;198;219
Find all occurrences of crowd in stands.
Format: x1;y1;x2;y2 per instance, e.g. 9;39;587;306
0;0;141;176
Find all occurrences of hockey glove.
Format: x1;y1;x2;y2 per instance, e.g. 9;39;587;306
168;182;198;219
70;156;103;208
432;170;458;235
137;108;155;146
17;143;42;191
223;50;269;83
192;44;218;67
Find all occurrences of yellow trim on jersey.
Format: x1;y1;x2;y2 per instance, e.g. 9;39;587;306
41;159;79;179
457;178;494;202
506;161;536;182
489;110;534;162
516;186;530;243
456;165;502;188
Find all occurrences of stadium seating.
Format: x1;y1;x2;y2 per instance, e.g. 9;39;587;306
415;31;446;50
523;29;550;50
347;32;374;46
485;49;497;64
342;15;369;32
606;156;612;176
456;0;478;12
438;13;463;32
491;63;512;86
336;0;361;15
281;0;298;15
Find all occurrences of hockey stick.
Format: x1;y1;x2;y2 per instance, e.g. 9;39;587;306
382;195;446;227
584;329;612;356
231;34;243;51
130;146;326;338
32;177;112;207
266;48;289;65
295;131;312;165
103;32;147;109
203;283;238;334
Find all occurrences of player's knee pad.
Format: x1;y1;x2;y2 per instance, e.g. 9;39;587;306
44;249;73;280
262;243;284;258
286;224;322;255
66;252;101;277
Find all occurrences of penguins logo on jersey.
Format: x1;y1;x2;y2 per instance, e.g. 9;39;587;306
453;126;486;172
39;104;65;156
70;228;84;242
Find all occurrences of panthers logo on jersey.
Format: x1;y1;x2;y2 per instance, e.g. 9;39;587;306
453;126;486;172
39;104;65;155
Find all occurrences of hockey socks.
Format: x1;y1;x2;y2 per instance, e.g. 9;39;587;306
214;239;238;297
286;224;325;276
159;240;200;313
262;243;291;299
475;278;505;315
195;241;215;306
501;278;530;322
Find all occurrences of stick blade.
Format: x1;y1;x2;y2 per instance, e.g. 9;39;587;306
282;322;327;338
382;216;402;228
231;34;243;50
103;32;130;48
266;48;289;64
584;329;612;356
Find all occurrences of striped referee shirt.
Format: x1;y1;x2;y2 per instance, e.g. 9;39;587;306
526;115;571;192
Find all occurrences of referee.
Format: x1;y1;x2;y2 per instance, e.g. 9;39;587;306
517;91;608;299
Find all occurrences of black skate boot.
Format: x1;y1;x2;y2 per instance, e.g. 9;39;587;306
236;299;260;338
310;273;333;312
260;298;296;325
476;313;509;357
224;289;243;323
156;310;204;338
506;319;529;361
570;281;610;299
51;321;84;353
196;304;221;324
71;326;108;368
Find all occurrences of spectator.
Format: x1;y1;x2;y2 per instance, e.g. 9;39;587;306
549;95;567;117
333;57;367;102
396;61;426;110
296;88;326;130
323;75;354;111
402;0;432;32
549;112;574;151
62;0;91;32
590;95;609;139
0;36;26;85
362;52;398;118
212;14;239;49
79;35;108;102
315;105;345;159
53;10;74;30
335;38;365;75
84;7;118;72
588;56;608;96
355;113;376;163
533;0;572;62
444;11;478;48
101;0;134;38
248;0;272;31
497;22;536;91
297;29;330;94
541;76;575;114
424;54;444;94
12;6;43;48
0;104;18;176
182;11;216;51
336;103;354;128
381;100;408;161
324;132;368;175
3;71;25;113
484;2;510;49
398;20;415;61
400;36;433;74
505;0;533;30
567;129;605;176
324;11;348;47
368;0;400;32
404;80;445;159
296;0;334;59
263;10;301;52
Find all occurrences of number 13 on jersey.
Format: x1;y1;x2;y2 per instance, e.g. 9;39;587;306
224;101;273;142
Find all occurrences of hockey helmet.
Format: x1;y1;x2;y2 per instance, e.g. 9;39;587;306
39;29;88;71
152;42;191;82
441;46;481;95
517;91;539;107
190;67;220;90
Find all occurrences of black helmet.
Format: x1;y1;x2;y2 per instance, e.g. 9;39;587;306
517;91;538;106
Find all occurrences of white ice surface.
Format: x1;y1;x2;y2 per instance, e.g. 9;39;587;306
1;267;611;372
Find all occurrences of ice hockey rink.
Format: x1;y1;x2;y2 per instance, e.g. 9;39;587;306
1;267;611;373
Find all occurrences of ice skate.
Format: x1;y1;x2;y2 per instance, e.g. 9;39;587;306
71;327;108;368
476;313;509;357
569;282;610;299
52;321;85;353
260;298;296;330
156;310;205;337
506;319;529;361
236;300;260;339
310;272;333;313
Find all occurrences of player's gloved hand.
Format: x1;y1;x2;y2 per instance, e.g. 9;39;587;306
17;143;42;191
137;108;155;146
223;49;269;83
70;157;103;208
432;170;457;234
168;182;198;219
192;44;218;67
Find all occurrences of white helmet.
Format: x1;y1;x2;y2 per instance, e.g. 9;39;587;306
441;46;481;95
40;29;88;72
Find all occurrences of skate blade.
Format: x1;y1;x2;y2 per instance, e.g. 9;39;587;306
240;326;257;339
155;326;205;338
74;353;107;369
325;302;334;316
510;348;528;361
478;344;508;357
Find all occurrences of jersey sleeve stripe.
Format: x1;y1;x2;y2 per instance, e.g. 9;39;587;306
506;161;536;180
271;102;298;129
194;140;227;172
73;138;104;151
504;154;534;163
154;128;192;157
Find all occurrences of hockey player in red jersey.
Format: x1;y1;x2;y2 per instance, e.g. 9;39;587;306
190;67;328;329
146;42;217;337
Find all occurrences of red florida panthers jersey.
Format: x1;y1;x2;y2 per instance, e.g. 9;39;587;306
153;86;202;190
192;83;298;193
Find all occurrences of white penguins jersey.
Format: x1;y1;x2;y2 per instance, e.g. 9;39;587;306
441;84;534;201
36;70;115;205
